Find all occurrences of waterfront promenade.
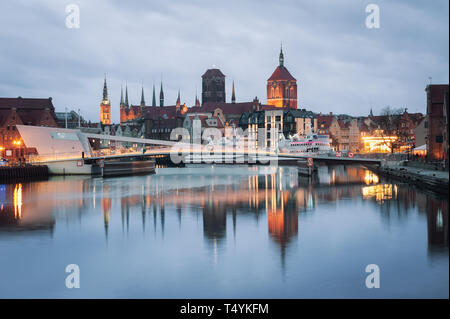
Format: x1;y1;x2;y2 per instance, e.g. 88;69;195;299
369;161;449;194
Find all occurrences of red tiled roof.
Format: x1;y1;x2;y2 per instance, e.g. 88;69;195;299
338;119;350;129
0;97;58;127
0;109;11;126
267;66;296;82
0;97;54;109
200;117;225;129
317;115;333;129
124;105;142;116
142;105;179;120
187;102;256;115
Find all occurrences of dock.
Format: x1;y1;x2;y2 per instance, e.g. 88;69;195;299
0;165;49;181
99;158;156;177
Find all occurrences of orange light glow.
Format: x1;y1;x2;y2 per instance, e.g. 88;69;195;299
361;135;398;153
14;184;22;219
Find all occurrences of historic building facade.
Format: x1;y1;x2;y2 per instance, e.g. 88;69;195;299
202;68;226;104
266;46;298;109
0;97;58;161
426;84;449;161
100;77;111;125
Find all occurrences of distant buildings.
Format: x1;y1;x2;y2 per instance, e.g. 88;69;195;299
0;97;58;161
55;109;85;129
101;46;300;143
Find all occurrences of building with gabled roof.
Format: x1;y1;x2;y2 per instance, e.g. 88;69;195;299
0;96;58;161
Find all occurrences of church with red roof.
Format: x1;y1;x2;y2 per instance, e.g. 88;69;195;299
266;45;298;109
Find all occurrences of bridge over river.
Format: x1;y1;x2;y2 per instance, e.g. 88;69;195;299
16;125;382;174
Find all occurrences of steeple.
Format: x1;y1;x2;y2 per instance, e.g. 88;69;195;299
231;81;236;104
195;89;200;107
159;81;164;107
125;83;129;107
279;43;284;67
120;85;124;105
100;74;111;125
176;90;181;111
140;85;145;106
152;84;156;107
103;74;109;101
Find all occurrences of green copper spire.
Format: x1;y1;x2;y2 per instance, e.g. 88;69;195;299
141;85;145;106
152;84;156;107
279;43;284;67
125;83;129;107
231;81;236;104
103;74;108;101
159;81;164;107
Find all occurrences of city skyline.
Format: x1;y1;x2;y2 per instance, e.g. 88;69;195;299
0;0;448;123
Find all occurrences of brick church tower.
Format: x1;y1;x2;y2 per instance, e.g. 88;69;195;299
267;45;297;109
202;68;226;104
100;76;111;125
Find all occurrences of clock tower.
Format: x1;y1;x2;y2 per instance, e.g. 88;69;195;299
100;75;111;125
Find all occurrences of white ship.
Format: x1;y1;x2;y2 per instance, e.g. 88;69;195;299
278;132;334;156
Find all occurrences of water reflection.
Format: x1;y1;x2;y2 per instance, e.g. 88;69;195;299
0;165;448;261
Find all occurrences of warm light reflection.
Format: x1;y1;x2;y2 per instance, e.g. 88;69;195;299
362;183;396;203
364;170;379;185
13;184;22;219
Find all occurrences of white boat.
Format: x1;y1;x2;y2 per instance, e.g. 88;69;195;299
278;132;334;156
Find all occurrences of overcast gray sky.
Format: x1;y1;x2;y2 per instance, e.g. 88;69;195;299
0;0;448;123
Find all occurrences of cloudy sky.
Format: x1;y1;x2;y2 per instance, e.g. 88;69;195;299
0;0;448;123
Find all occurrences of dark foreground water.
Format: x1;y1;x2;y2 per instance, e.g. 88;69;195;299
0;165;448;298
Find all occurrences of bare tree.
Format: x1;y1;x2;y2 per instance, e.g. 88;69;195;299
374;106;405;153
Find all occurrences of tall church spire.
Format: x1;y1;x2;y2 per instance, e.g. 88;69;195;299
279;42;284;67
140;84;145;106
100;75;111;125
195;88;200;107
125;83;129;107
120;85;124;105
176;90;181;111
152;84;157;107
159;81;164;107
103;74;109;101
231;81;236;104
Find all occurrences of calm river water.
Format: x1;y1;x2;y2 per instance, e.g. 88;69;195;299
0;165;448;298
